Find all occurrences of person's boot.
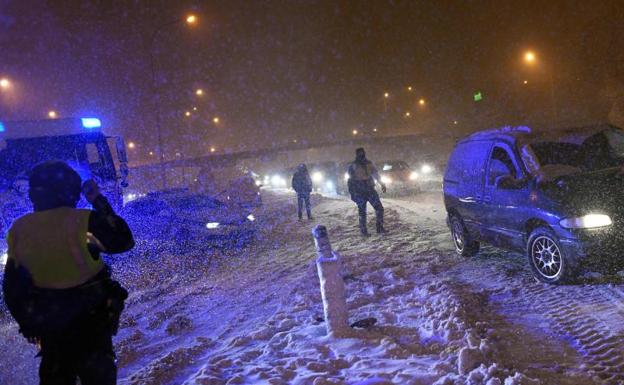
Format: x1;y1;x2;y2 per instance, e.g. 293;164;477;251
359;216;370;237
376;222;387;234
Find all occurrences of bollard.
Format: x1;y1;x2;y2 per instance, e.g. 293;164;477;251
313;225;349;337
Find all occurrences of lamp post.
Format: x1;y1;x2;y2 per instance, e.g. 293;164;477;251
149;14;198;190
523;50;557;127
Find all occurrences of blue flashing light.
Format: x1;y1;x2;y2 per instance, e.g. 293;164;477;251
0;121;5;132
81;118;101;129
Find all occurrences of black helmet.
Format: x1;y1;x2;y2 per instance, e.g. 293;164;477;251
29;161;82;211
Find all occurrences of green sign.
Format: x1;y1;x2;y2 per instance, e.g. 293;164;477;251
474;91;483;102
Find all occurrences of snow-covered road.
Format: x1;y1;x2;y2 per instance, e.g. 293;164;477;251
1;189;624;384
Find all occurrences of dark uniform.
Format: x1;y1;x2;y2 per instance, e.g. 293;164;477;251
2;161;134;385
291;164;313;220
347;148;386;236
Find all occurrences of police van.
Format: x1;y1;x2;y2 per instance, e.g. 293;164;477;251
0;118;130;257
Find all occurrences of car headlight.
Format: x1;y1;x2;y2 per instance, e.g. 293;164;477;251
421;164;433;174
255;180;262;186
312;172;324;183
247;214;255;222
409;171;419;180
206;222;220;229
560;214;612;229
380;175;392;184
271;175;286;187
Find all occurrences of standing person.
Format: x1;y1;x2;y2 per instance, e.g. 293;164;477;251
291;163;313;220
2;161;135;385
347;148;387;236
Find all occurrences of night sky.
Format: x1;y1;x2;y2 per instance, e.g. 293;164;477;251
1;0;623;161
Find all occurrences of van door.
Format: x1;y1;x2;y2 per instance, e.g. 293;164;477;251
444;140;491;240
482;143;528;250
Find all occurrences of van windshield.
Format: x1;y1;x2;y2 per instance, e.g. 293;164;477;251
523;129;624;179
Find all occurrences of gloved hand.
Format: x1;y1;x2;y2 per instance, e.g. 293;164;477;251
381;184;387;194
82;179;101;204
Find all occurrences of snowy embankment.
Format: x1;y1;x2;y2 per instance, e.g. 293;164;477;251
1;190;623;384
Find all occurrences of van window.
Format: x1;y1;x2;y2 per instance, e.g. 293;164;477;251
487;146;517;185
446;141;491;184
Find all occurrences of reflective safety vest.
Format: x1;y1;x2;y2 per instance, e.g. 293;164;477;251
7;207;104;289
349;161;376;181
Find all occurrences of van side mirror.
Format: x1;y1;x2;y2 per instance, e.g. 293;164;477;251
495;175;526;190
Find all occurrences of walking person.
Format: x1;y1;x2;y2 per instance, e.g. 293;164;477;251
347;148;387;236
291;163;313;220
2;161;135;385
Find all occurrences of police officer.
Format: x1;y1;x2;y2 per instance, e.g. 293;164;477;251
347;148;387;236
2;161;134;385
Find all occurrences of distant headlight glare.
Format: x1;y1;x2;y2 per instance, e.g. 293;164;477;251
409;171;419;180
247;214;255;222
560;214;612;229
206;222;220;229
380;175;392;184
344;172;350;181
312;171;324;183
421;164;433;174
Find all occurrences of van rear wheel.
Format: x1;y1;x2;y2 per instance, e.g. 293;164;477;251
527;227;573;284
450;216;479;257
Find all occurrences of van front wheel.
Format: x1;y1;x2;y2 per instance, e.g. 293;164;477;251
527;227;573;284
450;216;479;257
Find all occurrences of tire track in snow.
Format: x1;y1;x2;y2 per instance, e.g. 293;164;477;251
511;283;624;384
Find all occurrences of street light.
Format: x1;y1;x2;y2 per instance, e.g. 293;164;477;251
213;117;220;124
352;129;358;135
524;51;536;64
418;98;426;106
210;147;216;153
128;142;136;149
48;110;57;119
148;13;199;189
0;78;10;89
186;14;198;25
195;88;204;96
405;111;411;118
185;111;191;117
407;86;413;92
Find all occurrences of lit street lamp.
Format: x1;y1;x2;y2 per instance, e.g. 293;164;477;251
418;98;426;106
524;51;536;64
0;78;10;89
352;129;358;135
128;142;136;149
210;147;216;153
212;117;220;124
185;111;191;117
195;88;204;96
48;110;57;119
405;111;411;118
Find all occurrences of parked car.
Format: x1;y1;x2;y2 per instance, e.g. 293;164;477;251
443;124;624;283
123;189;257;249
193;166;262;208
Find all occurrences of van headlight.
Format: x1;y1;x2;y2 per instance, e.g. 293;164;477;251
312;171;324;183
380;175;392;184
560;214;612;229
421;164;433;174
409;171;419;180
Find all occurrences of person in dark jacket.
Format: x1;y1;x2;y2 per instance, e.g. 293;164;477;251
2;161;134;385
347;148;387;236
291;163;313;220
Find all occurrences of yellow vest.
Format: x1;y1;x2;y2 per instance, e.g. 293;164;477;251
7;207;104;289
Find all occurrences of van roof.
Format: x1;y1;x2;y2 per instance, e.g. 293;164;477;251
0;118;102;139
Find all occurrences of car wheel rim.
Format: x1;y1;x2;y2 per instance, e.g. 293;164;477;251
531;235;562;279
452;221;465;253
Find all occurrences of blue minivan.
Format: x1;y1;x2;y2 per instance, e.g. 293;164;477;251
443;125;624;283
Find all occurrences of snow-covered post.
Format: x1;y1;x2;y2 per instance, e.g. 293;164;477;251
313;225;349;337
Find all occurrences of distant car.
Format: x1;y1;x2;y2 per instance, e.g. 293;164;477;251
377;160;419;193
444;124;624;284
123;189;257;249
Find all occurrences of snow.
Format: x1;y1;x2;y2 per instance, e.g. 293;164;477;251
1;189;624;384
